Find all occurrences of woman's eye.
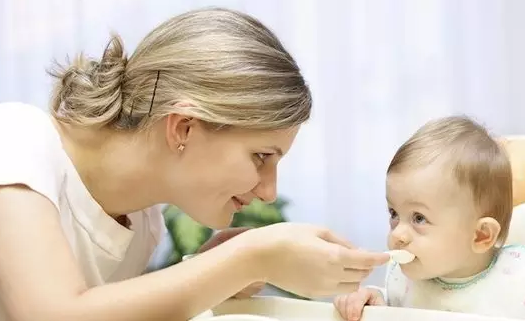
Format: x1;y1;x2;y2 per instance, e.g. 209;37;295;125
255;153;272;162
412;212;428;225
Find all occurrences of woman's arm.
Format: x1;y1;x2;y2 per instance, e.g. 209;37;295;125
0;185;264;321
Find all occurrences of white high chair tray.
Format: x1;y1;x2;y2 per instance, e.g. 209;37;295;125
191;296;521;321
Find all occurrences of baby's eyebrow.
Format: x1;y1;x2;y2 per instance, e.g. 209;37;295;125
407;200;430;210
385;197;430;210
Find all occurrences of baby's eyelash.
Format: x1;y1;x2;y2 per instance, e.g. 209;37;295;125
412;212;429;224
388;208;398;218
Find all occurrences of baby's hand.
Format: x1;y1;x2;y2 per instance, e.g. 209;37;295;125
334;287;386;321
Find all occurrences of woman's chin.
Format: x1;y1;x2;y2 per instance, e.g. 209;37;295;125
202;211;235;229
208;221;233;230
182;204;233;229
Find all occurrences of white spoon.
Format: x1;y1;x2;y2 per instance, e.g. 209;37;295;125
385;249;415;264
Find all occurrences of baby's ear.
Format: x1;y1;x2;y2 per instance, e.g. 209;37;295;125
472;217;501;253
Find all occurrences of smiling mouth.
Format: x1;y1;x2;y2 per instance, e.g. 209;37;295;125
232;197;247;211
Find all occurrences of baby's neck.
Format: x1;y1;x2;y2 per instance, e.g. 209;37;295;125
439;248;497;280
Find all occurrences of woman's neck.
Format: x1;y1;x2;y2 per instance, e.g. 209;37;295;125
54;121;163;216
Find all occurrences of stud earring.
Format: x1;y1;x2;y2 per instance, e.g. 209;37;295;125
177;144;185;152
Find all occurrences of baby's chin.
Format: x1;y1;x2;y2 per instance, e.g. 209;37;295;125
398;258;439;281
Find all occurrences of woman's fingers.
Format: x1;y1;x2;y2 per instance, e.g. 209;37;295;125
318;229;389;269
334;283;361;295
340;249;390;270
317;229;355;249
340;268;372;283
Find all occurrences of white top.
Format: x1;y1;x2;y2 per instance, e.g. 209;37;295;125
377;244;525;319
0;102;166;286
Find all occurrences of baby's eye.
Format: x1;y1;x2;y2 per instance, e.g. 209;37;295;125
388;208;396;217
388;208;399;220
388;208;399;228
412;212;428;225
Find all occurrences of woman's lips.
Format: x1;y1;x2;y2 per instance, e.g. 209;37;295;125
232;197;244;211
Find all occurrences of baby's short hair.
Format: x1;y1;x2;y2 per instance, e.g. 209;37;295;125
387;116;513;245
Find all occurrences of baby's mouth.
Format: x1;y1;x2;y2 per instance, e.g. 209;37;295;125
386;249;416;264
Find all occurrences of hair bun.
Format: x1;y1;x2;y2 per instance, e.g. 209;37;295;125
49;34;129;127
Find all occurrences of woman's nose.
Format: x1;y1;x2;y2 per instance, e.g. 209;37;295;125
252;168;277;203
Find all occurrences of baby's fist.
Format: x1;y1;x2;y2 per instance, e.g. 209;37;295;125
334;287;386;321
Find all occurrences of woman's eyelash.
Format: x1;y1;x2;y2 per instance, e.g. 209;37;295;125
256;153;272;160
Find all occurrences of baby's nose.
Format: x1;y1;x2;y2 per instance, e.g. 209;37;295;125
391;224;412;246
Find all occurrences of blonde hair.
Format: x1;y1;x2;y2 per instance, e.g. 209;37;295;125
48;7;311;131
388;116;513;244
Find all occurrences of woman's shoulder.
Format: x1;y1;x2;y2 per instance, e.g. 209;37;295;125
1;101;49;118
1;101;56;124
0;101;66;209
0;102;62;144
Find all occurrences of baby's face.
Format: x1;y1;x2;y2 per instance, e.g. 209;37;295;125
386;163;481;280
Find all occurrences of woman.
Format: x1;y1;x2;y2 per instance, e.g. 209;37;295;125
0;7;389;321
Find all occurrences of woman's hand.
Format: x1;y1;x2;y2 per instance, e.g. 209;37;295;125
233;223;390;299
197;227;265;299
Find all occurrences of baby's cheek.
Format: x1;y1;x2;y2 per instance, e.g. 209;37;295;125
412;236;440;258
402;237;428;264
386;233;395;250
415;242;460;274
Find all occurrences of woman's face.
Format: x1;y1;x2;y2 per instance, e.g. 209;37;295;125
157;115;300;229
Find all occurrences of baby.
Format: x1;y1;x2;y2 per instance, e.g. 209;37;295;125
335;116;525;320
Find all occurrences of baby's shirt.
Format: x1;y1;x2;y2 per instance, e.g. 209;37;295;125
383;245;525;319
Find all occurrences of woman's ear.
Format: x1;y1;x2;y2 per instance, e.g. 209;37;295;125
472;217;501;253
165;103;195;152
